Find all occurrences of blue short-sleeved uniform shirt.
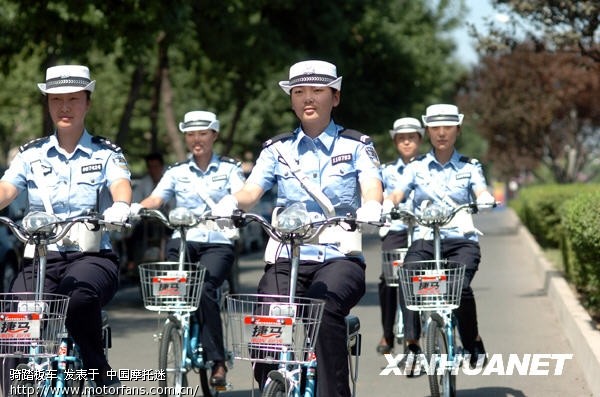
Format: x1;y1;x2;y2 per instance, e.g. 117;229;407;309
247;120;381;261
395;150;487;241
1;130;131;251
381;158;414;233
151;153;245;244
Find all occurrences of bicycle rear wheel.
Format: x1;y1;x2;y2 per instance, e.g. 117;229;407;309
425;316;456;397
158;321;187;397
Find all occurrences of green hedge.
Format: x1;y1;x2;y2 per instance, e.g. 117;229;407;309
511;184;600;315
510;184;598;248
560;191;600;311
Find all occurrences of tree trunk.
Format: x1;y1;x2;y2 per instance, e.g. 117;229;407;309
161;63;186;161
115;64;146;148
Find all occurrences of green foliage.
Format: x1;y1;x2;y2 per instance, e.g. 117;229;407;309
509;183;598;248
0;0;469;171
559;190;600;313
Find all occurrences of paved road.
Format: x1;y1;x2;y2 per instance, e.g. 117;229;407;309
106;207;593;396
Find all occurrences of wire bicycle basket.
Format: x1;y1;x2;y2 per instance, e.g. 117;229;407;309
0;293;70;358
381;248;408;287
138;262;206;312
226;294;325;365
398;260;466;311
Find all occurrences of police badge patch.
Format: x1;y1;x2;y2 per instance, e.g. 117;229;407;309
112;154;128;170
365;146;380;167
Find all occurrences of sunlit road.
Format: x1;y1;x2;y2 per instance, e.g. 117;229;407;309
106;207;593;396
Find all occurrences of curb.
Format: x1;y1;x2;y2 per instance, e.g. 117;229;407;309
518;214;600;396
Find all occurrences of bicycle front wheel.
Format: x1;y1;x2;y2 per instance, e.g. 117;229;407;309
261;378;287;397
199;367;220;397
158;321;187;397
425;315;456;397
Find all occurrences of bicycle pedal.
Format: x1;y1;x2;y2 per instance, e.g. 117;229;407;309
214;383;232;392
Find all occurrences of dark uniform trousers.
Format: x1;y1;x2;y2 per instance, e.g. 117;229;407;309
402;238;482;351
166;240;234;363
379;230;409;347
255;256;365;397
11;250;120;372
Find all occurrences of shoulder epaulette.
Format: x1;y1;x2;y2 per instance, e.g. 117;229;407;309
19;137;48;153
220;155;241;166
262;132;294;148
459;156;479;165
411;154;427;163
340;129;372;144
166;160;188;170
92;136;122;152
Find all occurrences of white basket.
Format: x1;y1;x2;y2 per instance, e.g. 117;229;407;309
381;248;408;287
398;260;466;311
226;294;325;364
0;293;70;358
138;262;206;312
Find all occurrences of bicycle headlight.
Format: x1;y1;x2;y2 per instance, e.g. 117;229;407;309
23;211;59;233
422;204;450;224
169;207;196;226
276;203;311;234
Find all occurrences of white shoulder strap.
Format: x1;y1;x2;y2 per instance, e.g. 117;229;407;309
272;141;335;218
30;160;54;214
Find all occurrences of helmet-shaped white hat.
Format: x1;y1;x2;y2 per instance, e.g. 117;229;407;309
37;65;96;95
178;111;220;133
422;104;464;127
278;60;342;95
389;117;424;139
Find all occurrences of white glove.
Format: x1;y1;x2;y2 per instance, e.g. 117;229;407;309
356;200;383;223
382;199;395;215
212;194;239;229
212;195;238;217
129;202;143;217
476;191;495;211
103;201;130;230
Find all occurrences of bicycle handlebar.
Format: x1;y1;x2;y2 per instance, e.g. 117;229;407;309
227;209;385;244
389;202;497;229
0;210;130;246
134;207;218;231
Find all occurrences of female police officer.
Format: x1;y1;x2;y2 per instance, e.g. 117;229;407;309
387;104;495;371
214;60;383;396
130;110;245;387
377;117;423;355
0;65;131;390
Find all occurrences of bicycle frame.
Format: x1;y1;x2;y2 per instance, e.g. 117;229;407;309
0;211;125;397
226;208;380;397
135;208;231;397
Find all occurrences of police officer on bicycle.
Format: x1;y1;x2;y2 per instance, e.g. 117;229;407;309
387;104;495;371
377;117;423;355
0;65;131;392
214;59;383;397
130;110;245;387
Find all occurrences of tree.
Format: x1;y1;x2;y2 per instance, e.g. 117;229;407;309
457;42;600;183
476;0;599;62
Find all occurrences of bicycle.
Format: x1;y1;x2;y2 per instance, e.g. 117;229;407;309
136;207;233;397
394;202;494;397
0;210;125;397
224;205;378;397
380;207;415;350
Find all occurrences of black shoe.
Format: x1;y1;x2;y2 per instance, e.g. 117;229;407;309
210;361;228;387
398;344;422;377
468;339;488;369
376;340;393;355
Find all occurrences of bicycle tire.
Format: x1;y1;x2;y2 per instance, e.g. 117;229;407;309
199;368;220;397
393;304;404;347
425;316;456;397
158;321;187;397
261;377;287;397
10;363;42;397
